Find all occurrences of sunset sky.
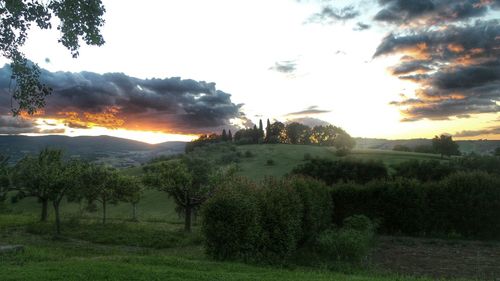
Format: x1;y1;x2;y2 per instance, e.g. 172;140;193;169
0;0;499;143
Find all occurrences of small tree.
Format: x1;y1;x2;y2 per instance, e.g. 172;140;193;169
333;133;356;155
0;155;10;203
432;135;460;158
221;129;228;142
143;157;214;232
228;129;233;142
118;175;144;221
81;164;122;224
48;159;86;235
12;148;63;221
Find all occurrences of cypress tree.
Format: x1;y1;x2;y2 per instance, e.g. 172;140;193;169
265;119;271;142
228;130;233;142
222;129;227;141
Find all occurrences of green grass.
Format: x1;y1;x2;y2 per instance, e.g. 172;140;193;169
233;144;443;180
0;214;444;281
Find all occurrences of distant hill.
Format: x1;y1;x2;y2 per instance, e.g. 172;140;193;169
0;135;186;167
355;138;500;155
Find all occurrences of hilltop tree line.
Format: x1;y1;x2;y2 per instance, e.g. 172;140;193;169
393;135;461;158
186;119;356;155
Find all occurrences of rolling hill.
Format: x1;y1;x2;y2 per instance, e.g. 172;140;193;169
0;135;186;167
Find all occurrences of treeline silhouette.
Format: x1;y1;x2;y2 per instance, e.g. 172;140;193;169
186;119;355;154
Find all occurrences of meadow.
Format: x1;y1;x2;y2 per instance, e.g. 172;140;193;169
1;145;498;280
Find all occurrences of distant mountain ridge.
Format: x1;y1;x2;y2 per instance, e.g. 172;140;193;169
0;135;186;167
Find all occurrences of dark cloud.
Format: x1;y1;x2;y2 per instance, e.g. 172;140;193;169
307;5;359;24
0;116;65;134
390;60;433;75
375;20;500;121
286;105;331;116
269;60;297;74
0;116;37;134
374;0;499;25
454;125;500;137
285;117;331;127
0;66;244;134
353;22;371;31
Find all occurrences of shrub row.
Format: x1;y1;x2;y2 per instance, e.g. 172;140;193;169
292;158;388;184
202;176;332;263
331;171;500;239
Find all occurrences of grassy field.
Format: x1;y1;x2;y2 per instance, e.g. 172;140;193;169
0;145;472;280
232;144;443;180
0;213;460;281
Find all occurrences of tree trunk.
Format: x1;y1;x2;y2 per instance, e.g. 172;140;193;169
53;201;61;236
132;203;137;221
102;200;107;224
41;198;48;222
184;205;192;232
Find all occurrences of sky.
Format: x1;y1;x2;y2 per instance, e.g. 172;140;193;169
0;0;499;143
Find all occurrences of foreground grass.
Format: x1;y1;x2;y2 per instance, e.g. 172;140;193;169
0;214;464;281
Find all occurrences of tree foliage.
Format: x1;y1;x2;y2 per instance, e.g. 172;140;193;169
0;0;105;114
432;134;460;158
12;148;63;221
0;155;10;203
143;157;215;232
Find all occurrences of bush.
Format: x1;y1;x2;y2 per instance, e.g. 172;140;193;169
292;158;388;185
202;177;334;264
202;178;260;261
244;150;254;158
343;214;375;233
288;176;332;245
392;160;455;182
266;159;275;166
258;178;303;262
330;173;500;239
316;216;374;262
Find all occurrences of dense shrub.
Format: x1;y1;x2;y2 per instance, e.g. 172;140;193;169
292;158;388;184
202;178;260;260
202;176;336;263
425;172;500;239
331;172;500;239
258;178;303;262
288;176;332;245
392;160;455;182
316;215;375;262
266;159;275;166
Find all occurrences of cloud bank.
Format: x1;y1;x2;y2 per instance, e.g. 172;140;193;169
0;66;245;134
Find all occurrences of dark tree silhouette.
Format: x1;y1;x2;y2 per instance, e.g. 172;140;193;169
221;129;228;141
432;135;460;158
0;0;106;115
0;155;10;203
228;129;233;142
12;148;62;221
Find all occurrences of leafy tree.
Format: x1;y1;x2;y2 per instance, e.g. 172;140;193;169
48;159;86;235
267;121;286;143
432;135;460;158
333;132;355;155
285;122;311;144
81;164;122;224
116;175;144;221
0;155;10;203
1;0;106;115
143;158;214;232
12;148;63;221
228;129;232;142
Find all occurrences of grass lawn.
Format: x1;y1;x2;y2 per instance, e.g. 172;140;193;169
234;144;443;180
0;214;445;281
